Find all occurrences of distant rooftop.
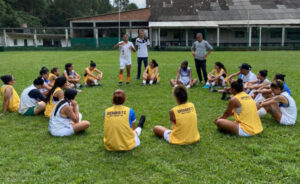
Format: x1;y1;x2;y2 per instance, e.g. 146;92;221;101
147;0;300;21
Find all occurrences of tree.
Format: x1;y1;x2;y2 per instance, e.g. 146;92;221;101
125;3;138;11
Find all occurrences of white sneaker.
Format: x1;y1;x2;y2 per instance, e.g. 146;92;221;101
187;85;191;89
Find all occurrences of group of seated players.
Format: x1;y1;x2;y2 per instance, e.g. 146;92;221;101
1;59;298;151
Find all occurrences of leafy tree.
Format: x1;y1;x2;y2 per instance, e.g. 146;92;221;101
125;3;138;11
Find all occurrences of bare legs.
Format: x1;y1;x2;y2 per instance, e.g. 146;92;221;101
34;101;46;115
214;119;239;135
72;120;91;133
153;125;169;138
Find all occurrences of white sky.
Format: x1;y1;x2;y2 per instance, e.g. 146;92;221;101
110;0;146;8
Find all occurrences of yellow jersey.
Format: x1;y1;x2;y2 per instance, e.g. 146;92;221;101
48;73;56;86
234;92;263;135
147;66;160;81
1;85;20;112
104;105;135;151
214;68;226;76
170;102;200;145
83;67;96;83
44;87;62;118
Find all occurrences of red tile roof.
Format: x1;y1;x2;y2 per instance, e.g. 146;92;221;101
70;8;151;22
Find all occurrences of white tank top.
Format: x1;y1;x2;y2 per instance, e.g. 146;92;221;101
19;85;38;114
49;101;71;133
180;67;190;81
280;91;297;124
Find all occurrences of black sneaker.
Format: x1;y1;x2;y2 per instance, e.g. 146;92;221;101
137;115;146;128
126;82;130;85
225;96;231;101
221;92;227;100
118;82;123;86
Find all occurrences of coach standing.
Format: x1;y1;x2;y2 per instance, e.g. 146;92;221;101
191;33;213;87
135;30;150;80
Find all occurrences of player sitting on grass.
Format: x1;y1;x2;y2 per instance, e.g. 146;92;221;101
142;59;160;86
49;89;90;137
170;61;198;89
214;79;263;136
252;73;291;105
220;63;257;100
103;89;146;151
48;67;60;86
83;60;103;87
1;75;20;114
257;80;297;126
205;61;227;91
64;63;82;89
44;77;68;118
153;85;200;145
19;77;46;116
114;34;136;86
39;67;52;96
244;69;270;96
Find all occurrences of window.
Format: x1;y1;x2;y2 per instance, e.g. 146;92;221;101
24;39;28;47
235;31;245;38
287;32;300;40
270;30;282;38
252;29;258;38
160;30;167;37
13;39;18;46
173;30;183;39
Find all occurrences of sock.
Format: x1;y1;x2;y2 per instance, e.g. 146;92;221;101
143;80;146;85
212;82;215;87
135;127;142;136
119;74;123;82
222;80;226;87
187;85;191;89
94;80;98;85
149;80;153;85
76;83;80;88
84;82;87;86
221;92;227;100
126;76;130;82
258;108;267;117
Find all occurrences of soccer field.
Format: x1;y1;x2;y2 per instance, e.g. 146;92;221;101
0;50;299;183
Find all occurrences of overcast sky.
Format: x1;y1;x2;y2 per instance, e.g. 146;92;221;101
110;0;146;8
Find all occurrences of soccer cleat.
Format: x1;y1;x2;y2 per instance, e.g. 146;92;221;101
126;82;130;85
118;82;123;86
221;92;227;100
137;115;146;128
203;84;210;89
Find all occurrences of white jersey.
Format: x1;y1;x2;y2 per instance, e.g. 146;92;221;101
135;38;150;58
40;77;50;93
241;71;257;84
49;101;72;133
64;70;76;78
119;41;134;62
280;91;297;125
19;85;38;114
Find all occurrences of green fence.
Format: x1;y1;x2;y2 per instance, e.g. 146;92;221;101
99;37;119;49
71;38;97;48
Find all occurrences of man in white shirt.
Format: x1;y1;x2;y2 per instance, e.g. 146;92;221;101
114;34;136;86
135;30;150;80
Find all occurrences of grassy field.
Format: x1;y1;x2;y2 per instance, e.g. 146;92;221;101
0;50;299;183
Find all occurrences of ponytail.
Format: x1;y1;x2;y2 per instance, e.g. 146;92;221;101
46;76;67;103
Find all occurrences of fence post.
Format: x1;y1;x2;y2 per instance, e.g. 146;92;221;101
259;26;262;51
281;27;285;47
34;29;37;47
158;28;161;47
217;27;220;47
185;29;189;47
93;22;98;48
3;29;7;47
248;26;252;47
65;29;69;47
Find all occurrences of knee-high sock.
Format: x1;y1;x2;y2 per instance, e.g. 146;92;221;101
135;127;142;136
119;74;123;82
126;76;130;82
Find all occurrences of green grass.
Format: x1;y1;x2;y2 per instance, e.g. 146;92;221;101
0;50;299;183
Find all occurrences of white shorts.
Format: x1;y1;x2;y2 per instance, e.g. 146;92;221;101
179;78;189;86
50;124;74;137
280;114;296;126
238;125;251;137
120;59;131;69
163;130;172;143
134;133;141;148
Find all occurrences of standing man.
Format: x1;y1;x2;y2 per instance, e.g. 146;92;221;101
114;34;136;86
191;33;213;87
135;30;150;80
